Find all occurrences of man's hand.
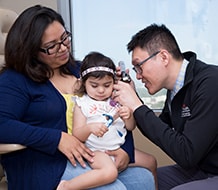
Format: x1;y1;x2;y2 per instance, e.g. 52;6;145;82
105;148;129;172
113;81;143;111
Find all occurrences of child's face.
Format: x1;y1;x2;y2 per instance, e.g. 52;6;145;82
85;75;114;101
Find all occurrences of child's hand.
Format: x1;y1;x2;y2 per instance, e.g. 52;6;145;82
118;106;132;120
88;122;108;137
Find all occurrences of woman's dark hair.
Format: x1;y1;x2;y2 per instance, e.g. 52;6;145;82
3;5;75;82
78;51;116;94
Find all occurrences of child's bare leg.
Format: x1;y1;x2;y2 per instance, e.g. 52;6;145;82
129;149;158;190
57;151;118;190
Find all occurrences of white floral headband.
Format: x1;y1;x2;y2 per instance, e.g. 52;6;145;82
81;66;115;78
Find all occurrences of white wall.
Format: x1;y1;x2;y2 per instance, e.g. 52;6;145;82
0;0;57;14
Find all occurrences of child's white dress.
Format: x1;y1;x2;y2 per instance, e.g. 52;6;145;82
75;94;127;151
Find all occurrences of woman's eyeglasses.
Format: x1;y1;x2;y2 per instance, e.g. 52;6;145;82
40;31;72;55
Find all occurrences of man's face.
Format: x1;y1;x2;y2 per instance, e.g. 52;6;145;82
132;47;167;95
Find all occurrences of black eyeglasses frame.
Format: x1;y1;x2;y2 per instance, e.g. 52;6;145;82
39;31;72;55
132;51;160;74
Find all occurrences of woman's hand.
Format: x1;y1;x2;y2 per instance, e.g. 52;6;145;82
58;132;94;168
105;148;129;172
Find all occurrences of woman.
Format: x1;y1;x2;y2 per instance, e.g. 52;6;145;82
0;5;154;190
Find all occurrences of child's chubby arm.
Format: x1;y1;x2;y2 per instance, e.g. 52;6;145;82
73;104;109;141
118;105;136;131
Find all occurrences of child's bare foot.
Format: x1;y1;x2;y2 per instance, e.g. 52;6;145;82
56;180;67;190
